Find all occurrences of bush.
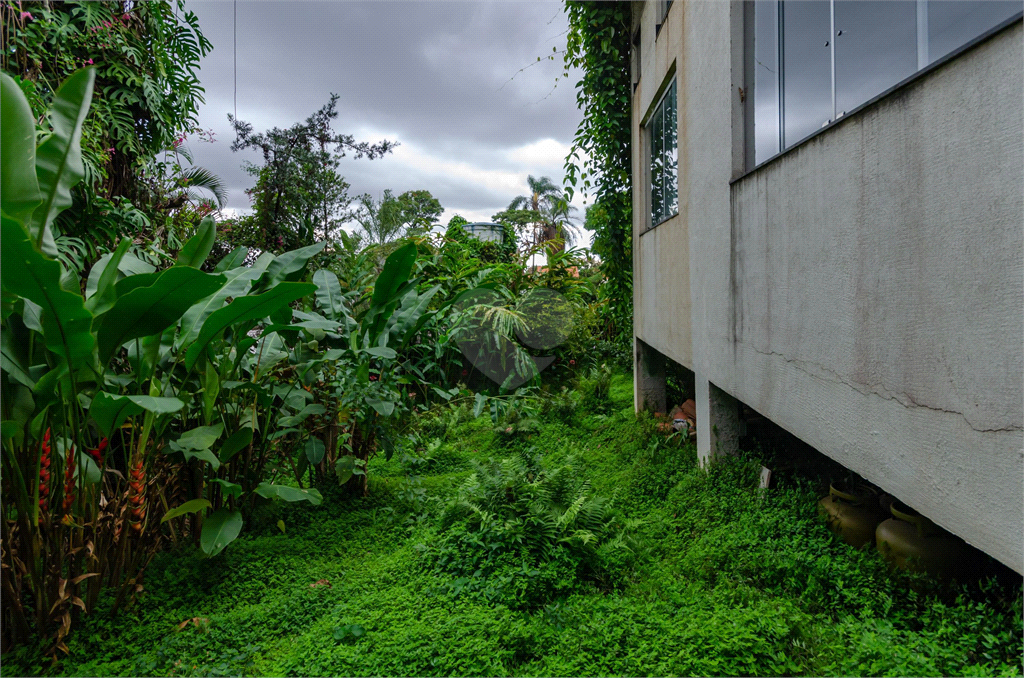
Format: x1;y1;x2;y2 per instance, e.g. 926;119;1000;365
424;452;640;608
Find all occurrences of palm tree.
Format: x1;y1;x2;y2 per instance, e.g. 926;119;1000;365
508;175;561;214
508;175;581;251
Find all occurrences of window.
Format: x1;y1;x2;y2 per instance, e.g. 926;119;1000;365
753;0;1022;165
656;0;674;35
648;77;678;228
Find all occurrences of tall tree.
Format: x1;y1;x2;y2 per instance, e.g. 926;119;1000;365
507;175;581;250
355;189;444;246
229;95;395;253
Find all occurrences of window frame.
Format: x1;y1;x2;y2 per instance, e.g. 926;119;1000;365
643;73;679;232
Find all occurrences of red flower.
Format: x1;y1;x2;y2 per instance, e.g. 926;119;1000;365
62;446;76;513
461;369;468;377
569;359;576;365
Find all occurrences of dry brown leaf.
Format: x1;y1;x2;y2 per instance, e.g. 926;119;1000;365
310;579;331;589
176;616;209;630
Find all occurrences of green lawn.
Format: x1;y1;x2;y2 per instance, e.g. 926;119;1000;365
7;373;1021;677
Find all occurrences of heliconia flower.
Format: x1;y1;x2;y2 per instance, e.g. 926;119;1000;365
62;446;76;513
127;459;147;535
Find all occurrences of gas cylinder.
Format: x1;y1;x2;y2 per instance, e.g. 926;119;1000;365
875;501;977;578
817;482;883;548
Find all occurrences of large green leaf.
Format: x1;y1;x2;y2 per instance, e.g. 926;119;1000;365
1;214;95;369
313;269;344;319
30;68;95;253
219;426;253;463
254;482;323;506
200;508;243;557
394;284;441;346
180;448;220;470
304;438;326;465
84;238;132;315
176;263;268;349
255;241;327;291
176;216;216;268
184;282;316;370
1;327;34;389
161;499;212;523
371;242;417;306
214;246;249;272
0;73;42;224
89;392;185;437
277;404;326;428
117;253;156;277
172;423;224;451
96;266;225;362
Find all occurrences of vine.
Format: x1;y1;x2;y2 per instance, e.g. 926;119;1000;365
562;1;633;345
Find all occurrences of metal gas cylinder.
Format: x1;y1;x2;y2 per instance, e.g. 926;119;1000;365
875;501;977;578
817;482;883;548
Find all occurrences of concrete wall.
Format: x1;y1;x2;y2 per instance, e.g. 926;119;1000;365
633;1;1024;573
632;1;693;375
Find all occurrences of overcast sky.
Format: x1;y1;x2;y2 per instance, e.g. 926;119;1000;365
183;0;591;245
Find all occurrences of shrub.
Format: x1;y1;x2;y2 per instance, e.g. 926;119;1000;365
425;452;640;608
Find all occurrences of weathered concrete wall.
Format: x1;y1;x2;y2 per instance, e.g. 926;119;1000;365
632;0;1023;572
632;0;693;376
726;22;1023;571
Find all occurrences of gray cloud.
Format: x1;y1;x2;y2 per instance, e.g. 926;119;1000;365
183;0;589;241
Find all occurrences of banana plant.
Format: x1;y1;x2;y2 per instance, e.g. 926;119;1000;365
0;69;331;650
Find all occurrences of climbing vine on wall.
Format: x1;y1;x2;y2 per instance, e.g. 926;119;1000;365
563;1;633;346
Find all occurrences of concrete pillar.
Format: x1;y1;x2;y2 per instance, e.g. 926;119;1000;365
634;338;667;414
696;375;743;466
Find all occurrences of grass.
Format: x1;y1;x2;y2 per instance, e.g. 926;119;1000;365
5;371;1021;677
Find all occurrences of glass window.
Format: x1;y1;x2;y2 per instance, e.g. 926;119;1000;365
648;78;678;227
754;0;780;162
835;1;917;118
752;0;1021;166
782;1;832;147
928;1;1022;64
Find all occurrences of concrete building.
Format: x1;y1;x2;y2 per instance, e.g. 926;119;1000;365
630;0;1023;573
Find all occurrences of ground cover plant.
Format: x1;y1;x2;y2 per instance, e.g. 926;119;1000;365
2;370;1019;677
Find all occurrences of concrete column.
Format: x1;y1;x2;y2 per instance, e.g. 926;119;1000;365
634;338;667;414
696;375;743;466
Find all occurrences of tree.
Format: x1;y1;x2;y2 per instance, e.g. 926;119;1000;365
396;190;444;236
229;95;395;253
354;189;444;247
507;175;581;250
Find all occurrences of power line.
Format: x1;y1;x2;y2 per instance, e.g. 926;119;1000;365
233;0;236;123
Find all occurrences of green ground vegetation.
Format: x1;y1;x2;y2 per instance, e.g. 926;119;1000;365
5;370;1020;677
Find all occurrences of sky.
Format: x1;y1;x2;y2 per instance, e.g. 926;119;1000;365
183;0;592;246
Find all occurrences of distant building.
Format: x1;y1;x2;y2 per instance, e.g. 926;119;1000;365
463;222;505;244
630;1;1022;573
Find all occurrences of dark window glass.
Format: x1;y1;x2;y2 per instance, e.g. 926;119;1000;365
928;1;1022;64
782;0;832;147
835;1;917;117
754;0;780;164
751;0;1021;164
